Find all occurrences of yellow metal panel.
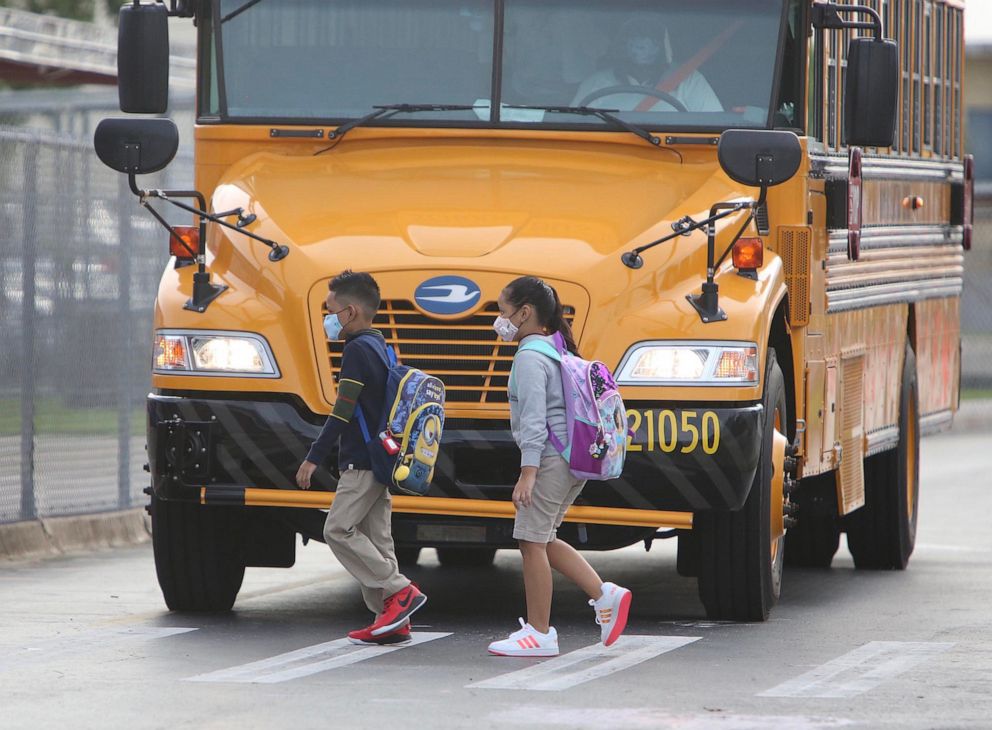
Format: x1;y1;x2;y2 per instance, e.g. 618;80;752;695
803;360;828;476
778;225;812;327
914;297;961;416
237;489;693;529
836;350;866;515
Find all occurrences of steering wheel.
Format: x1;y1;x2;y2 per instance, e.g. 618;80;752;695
577;85;689;113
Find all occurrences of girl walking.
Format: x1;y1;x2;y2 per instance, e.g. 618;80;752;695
488;276;632;657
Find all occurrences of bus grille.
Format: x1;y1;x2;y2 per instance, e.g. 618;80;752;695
325;300;574;405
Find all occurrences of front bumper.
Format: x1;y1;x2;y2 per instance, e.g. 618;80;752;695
148;394;763;512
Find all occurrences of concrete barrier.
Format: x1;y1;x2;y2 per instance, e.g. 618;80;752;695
0;508;150;562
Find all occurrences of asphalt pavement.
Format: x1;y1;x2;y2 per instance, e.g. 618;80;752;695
1;429;991;729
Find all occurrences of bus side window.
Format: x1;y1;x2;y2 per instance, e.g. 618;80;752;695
774;0;804;130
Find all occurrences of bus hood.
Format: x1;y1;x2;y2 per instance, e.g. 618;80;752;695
202;137;764;350
209;137;744;284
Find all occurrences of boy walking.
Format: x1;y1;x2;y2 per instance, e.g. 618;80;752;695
296;270;426;645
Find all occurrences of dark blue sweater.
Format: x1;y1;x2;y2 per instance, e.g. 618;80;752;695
306;330;389;471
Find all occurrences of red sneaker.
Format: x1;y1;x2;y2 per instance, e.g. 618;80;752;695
369;583;427;636
348;621;411;646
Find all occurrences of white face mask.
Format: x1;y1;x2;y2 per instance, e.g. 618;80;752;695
492;315;519;342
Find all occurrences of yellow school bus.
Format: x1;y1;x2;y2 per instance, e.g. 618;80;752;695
94;0;972;620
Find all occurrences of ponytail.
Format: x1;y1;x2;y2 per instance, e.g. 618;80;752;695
504;276;581;357
548;285;580;356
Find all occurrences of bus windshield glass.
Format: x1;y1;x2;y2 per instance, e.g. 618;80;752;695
211;0;787;130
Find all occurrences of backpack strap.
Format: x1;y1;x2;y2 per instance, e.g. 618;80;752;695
518;338;561;362
351;333;395;444
516;337;569;458
354;332;396;368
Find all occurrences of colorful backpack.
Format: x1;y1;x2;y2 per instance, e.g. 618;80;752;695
516;332;630;481
355;336;445;496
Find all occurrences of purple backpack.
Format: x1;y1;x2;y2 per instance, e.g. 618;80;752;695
516;332;630;481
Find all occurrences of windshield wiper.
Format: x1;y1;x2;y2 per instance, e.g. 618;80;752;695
504;105;662;148
314;104;478;154
221;0;266;23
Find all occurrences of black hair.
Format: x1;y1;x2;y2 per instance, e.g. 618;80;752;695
329;270;381;316
503;276;580;356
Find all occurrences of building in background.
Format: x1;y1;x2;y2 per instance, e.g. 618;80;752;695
966;41;992;193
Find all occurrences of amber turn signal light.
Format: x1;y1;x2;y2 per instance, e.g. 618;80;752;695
169;225;199;259
732;237;763;270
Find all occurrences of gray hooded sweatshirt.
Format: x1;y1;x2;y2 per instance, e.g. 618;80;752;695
508;333;569;469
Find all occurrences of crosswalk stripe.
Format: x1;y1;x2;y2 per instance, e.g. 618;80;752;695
758;641;955;698
185;631;451;684
468;635;700;691
0;626;197;675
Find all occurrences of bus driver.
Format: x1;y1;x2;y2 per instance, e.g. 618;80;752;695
571;17;723;113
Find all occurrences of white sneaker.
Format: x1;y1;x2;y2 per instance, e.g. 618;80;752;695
487;618;559;657
590;582;632;646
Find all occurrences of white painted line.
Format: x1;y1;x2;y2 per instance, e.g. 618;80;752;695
0;626;198;674
489;706;855;729
186;631;451;684
759;641;955;698
468;635;701;692
914;543;990;553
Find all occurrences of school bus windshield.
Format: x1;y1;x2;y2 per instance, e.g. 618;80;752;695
207;0;789;130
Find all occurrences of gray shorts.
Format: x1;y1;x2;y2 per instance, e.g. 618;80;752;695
513;452;586;543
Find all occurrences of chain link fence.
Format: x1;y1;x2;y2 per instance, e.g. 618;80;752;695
0;88;990;526
0;90;192;524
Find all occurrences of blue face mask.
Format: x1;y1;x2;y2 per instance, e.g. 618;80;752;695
323;311;346;340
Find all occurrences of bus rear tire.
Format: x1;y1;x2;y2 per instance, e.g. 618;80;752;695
151;496;246;612
695;349;786;622
845;344;919;570
436;547;496;567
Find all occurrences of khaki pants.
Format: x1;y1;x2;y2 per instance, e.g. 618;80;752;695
513;452;586;543
323;469;410;616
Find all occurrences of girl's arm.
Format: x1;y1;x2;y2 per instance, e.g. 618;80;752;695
514;350;552;469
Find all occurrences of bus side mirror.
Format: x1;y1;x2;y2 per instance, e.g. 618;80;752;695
845;37;899;148
118;2;171;114
718;130;802;189
94;118;179;175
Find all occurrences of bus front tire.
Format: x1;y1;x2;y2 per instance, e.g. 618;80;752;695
695;349;786;622
151;496;246;612
845;344;919;570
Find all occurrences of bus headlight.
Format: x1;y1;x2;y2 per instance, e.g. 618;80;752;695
153;331;280;377
616;342;759;386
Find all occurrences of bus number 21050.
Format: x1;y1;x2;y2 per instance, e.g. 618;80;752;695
626;409;721;455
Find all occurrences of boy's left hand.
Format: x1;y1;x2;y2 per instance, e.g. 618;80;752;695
296;460;317;489
512;468;538;508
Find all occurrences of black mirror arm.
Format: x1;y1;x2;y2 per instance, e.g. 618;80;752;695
129;176;227;312
810;3;884;41
687;195;762;325
621;202;750;269
128;175;290;262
